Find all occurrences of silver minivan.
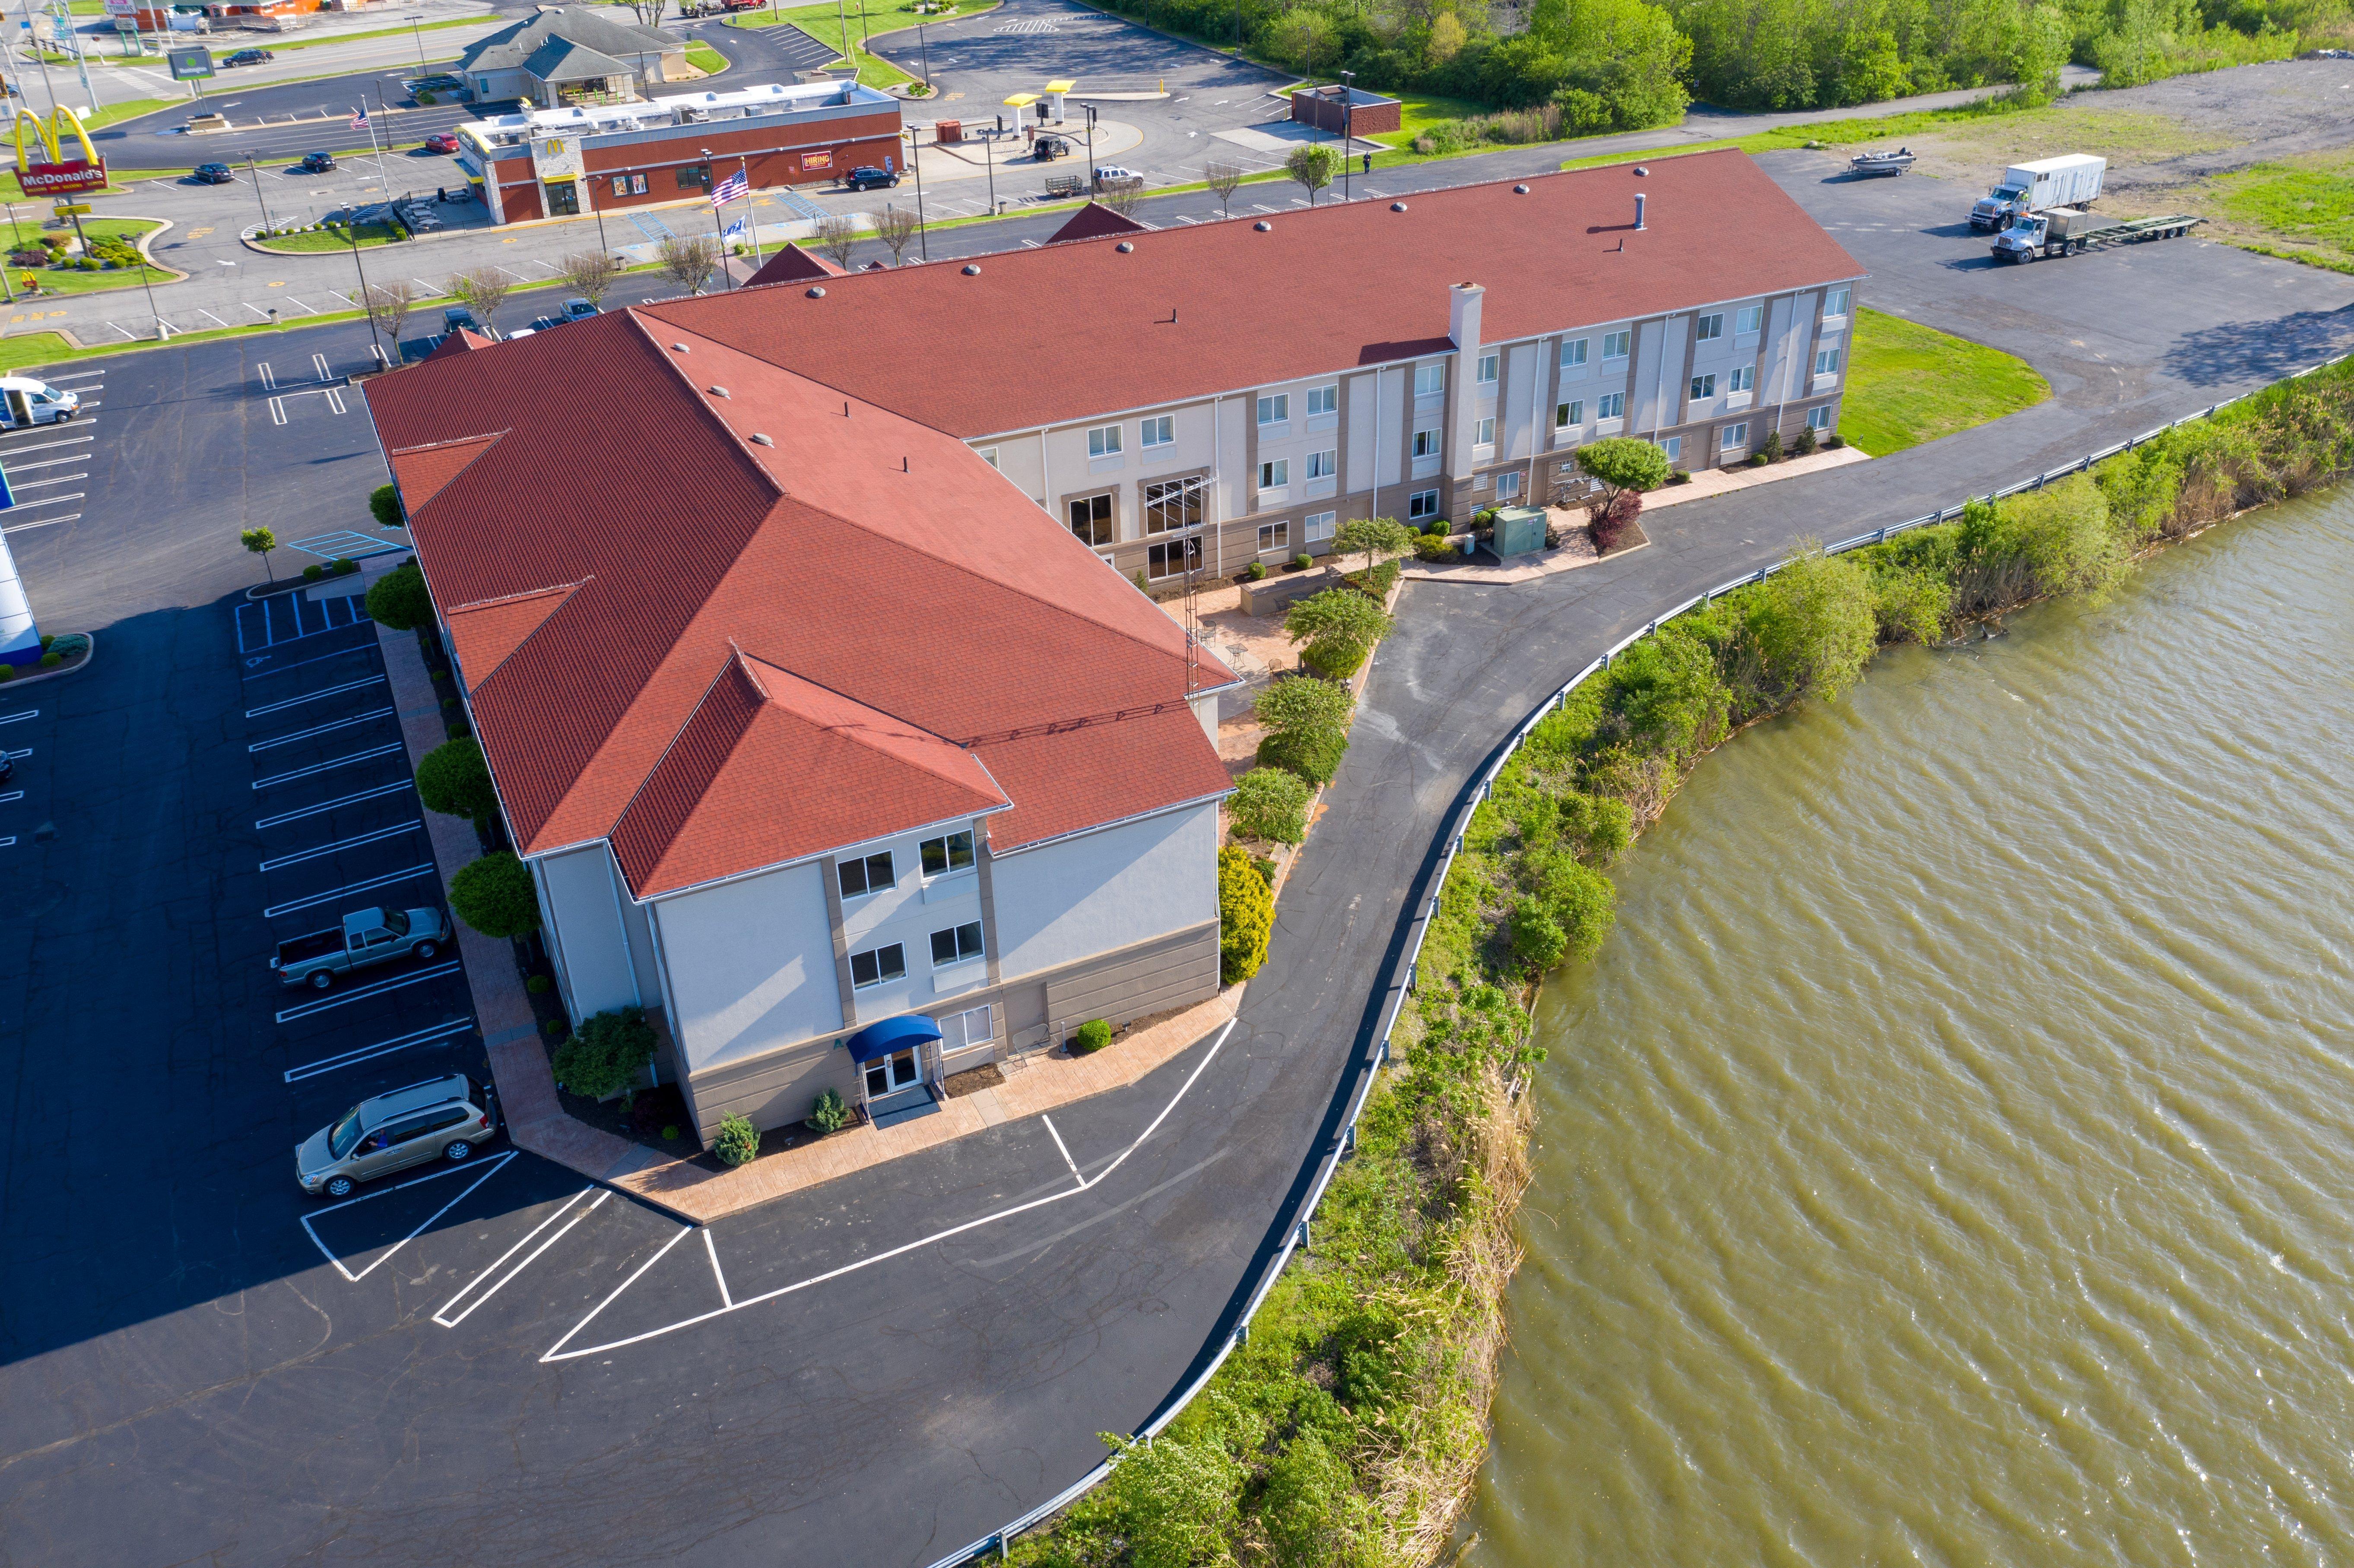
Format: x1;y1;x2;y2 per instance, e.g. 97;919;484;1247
297;1074;498;1198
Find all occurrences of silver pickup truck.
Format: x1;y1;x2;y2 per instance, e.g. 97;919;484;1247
273;906;450;989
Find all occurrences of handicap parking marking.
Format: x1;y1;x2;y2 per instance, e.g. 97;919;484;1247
263;864;440;920
434;1187;610;1328
283;1015;475;1083
274;958;465;1024
300;1150;518;1284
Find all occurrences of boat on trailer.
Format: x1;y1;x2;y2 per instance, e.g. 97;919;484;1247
1850;146;1916;177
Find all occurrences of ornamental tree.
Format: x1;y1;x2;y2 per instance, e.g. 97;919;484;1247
364;558;432;630
1333;515;1414;575
416;735;497;825
1228;766;1312;844
450;850;541;938
1576;436;1671;502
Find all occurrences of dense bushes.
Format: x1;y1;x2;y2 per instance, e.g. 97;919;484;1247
552;1006;658;1101
1254;673;1356;786
1284;587;1392;684
449;850;540;938
1229;765;1313;843
1074;1018;1114;1053
1218;846;1274;984
416;735;497;825
807;1087;850;1133
714;1113;760;1165
364;558;432;630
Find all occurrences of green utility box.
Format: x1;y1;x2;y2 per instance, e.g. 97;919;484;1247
1491;504;1548;558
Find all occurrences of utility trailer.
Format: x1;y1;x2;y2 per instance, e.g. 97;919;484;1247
1992;209;2205;262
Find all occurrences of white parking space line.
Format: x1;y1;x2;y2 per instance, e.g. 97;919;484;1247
199;310;233;329
1043;1114;1085;1187
703;1226;733;1308
300;1150;517;1284
258;361;278;389
254;777;413;830
263;863;438;919
0;789;21;803
44;370;103;383
435;1188;609;1327
245;674;386;719
11;475;86;490
248;706;397;752
0;708;35;724
2;513;81;535
5;455;93;472
259;818;420;871
253;741;405;789
541;1020;1238;1364
282;1015;474;1083
0;436;94;457
274;957;464;1023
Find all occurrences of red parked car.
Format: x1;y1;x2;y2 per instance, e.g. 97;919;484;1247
422;132;460;154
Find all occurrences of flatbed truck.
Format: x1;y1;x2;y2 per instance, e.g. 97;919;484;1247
1992;209;2205;262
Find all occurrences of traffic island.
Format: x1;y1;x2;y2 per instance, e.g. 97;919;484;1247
0;630;92;685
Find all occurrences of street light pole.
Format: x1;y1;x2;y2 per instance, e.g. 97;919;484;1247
915;13;929;86
1083;103;1096;191
346;219;382;364
404;13;427;77
245;154;271;234
1339;69;1354;201
904;128;926;260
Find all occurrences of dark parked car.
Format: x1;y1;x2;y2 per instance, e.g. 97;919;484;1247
844;164;898;191
422;132;460;154
1033;134;1070;161
443;305;477;334
560;297;600;323
298;151;335;173
222;47;273;66
193;162;234;184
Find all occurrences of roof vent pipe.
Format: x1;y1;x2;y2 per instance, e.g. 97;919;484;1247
1634;192;1647;230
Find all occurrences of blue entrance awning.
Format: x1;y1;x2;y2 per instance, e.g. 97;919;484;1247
844;1013;942;1063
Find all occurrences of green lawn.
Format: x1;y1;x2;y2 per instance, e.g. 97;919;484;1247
253;221;406;253
1;216;176;297
2202;153;2354;275
684;39;729;75
1840;306;2048;456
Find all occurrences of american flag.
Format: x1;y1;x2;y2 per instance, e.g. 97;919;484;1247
349;105;368;130
710;169;748;209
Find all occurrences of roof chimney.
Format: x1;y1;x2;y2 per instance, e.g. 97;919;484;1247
1448;281;1484;352
1634;192;1647;230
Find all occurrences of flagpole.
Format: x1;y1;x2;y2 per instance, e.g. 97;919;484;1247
739;153;761;269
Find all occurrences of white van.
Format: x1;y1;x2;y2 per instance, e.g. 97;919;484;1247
0;376;78;428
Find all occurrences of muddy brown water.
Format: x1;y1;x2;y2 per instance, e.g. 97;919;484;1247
1463;486;2354;1565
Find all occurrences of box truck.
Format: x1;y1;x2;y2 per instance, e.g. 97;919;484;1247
1969;154;2106;231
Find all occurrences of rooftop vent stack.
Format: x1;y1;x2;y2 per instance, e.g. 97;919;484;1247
1634;192;1647;230
1448;281;1485;352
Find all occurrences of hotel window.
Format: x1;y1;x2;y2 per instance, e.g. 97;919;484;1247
1144;478;1201;534
929;921;984;968
1413;362;1445;396
1602;330;1631;361
1729;366;1754;393
1495;472;1522;501
1735;304;1763;335
1306;384;1338;417
1411;428;1441;459
1256;393;1288;425
1407;489;1440;520
1476;352;1499;385
1596;391;1625;420
1559;337;1588;369
1087;424;1122;458
977;446;1000;469
1808;406;1833;431
1555;399;1584;429
848;942;907;989
941;1003;993;1051
836;851;894;899
1689;374;1716;400
920;830;975;877
1307;449;1336;480
1722;422;1748;450
1148;537;1203;579
1823;287;1851;318
1815;346;1843;377
1140;415;1173;448
1474;416;1495;448
1658;436;1682;462
1257;520;1289;554
1695;313;1725;342
1305;510;1336;542
1067;493;1114;547
1259;458;1289;489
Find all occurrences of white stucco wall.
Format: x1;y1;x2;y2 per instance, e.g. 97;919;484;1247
654;860;845;1073
991;801;1219;979
539;844;640;1020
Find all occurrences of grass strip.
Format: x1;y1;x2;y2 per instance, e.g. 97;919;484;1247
1841;307;2050;456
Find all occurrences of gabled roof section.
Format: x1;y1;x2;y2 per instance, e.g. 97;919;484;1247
444;580;582;693
387;431;503;514
426;329;494;361
1048;201;1149;244
610;651;1009;898
458;6;676;73
523;35;631;81
746;243;844;287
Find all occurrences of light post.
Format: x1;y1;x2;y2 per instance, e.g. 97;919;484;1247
983;124;993;213
1082;102;1097;191
403;13;427;77
915;11;929;88
244;154;271;234
345;219;382;363
903;127;927;260
1339;69;1354;201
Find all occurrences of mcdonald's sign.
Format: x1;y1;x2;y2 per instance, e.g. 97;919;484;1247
12;108;108;198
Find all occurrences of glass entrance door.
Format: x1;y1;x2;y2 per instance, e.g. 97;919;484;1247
863;1048;920;1100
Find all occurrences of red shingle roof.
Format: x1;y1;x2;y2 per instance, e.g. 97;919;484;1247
1048;201;1149;244
746;242;845;286
640;151;1865;438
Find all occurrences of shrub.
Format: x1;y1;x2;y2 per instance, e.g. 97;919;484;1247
1761;428;1784;462
38;650;60;668
1245;560;1267;581
1284;586;1391;678
1536;855;1616;960
450;850;541;937
714;1112;759;1165
38;634;53;650
1413;535;1459;562
1508;897;1567;973
1577;436;1671;499
1589;488;1643;553
301;562;324;581
807;1087;850;1133
330;557;357;576
416;735;497;823
1824;434;1845;450
1257;721;1349;781
1132;569;1149;592
1255;674;1355;785
526;973;552;994
1074;1018;1112;1053
543;1017;566;1036
1667;469;1691;485
1294;552;1312;570
1794;424;1820;456
48;632;87;658
1298;638;1368;681
1218;845;1272;984
1746;545;1879;704
364;558;432;630
1228;765;1312;843
0;665;13;681
551;1005;658;1100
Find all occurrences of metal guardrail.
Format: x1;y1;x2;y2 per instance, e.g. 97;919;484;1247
922;344;2354;1568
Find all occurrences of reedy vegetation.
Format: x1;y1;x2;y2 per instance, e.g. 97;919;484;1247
1015;359;2354;1568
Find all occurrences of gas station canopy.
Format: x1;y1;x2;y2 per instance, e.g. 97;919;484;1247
1002;92;1037;106
1043;79;1077;92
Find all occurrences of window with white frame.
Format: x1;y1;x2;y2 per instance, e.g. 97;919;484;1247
1495;471;1522;500
1735;304;1763;335
1689;373;1716;400
1257;520;1289;554
1305;510;1336;542
1658;436;1682;463
941;1003;993;1051
1815;346;1843;377
1472;472;1488;490
1067;493;1114;547
1722;422;1748;450
1306;384;1338;418
1307;449;1336;480
1695;313;1725;342
1087;424;1121;458
1729;365;1755;393
929;921;984;969
1474;416;1496;448
1560;337;1589;369
1412;427;1441;459
978;446;1000;469
1807;405;1832;431
1596;391;1625;420
1256;393;1288;425
1407;489;1440;520
1823;287;1851;318
1602;330;1631;360
1140;415;1173;448
837;851;894;898
1143;478;1202;535
1477;352;1499;385
1414;362;1445;396
920;830;975;877
1147;537;1203;579
1259;458;1289;489
1555;399;1584;429
849;941;906;988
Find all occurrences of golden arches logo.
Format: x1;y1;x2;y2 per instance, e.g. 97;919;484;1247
14;106;99;170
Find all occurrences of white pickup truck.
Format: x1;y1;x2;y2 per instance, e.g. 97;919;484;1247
273;906;449;988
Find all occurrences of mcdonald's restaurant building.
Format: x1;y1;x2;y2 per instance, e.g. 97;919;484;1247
452;80;904;227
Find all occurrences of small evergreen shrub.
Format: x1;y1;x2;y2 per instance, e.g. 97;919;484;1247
1794;424;1820;456
369;482;403;527
1218;845;1273;984
1245;561;1267;581
552;1005;658;1100
364;558;432;630
714;1113;759;1166
39;650;60;668
0;666;14;682
807;1087;850;1133
450;850;540;937
526;973;552;994
1074;1018;1112;1053
301;562;324;581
